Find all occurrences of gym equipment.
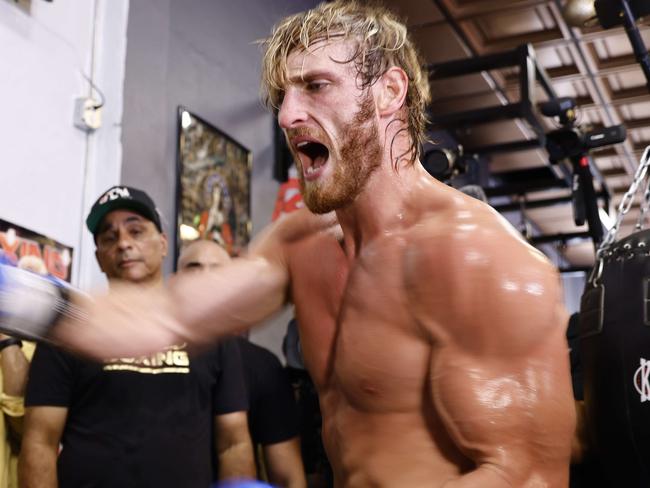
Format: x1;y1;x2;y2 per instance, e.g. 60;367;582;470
580;145;650;486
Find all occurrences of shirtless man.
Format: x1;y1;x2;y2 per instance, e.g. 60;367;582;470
0;1;575;486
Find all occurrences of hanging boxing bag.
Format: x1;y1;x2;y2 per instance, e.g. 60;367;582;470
580;146;650;487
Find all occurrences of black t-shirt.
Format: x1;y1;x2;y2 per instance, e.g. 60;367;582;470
25;338;248;488
237;338;299;445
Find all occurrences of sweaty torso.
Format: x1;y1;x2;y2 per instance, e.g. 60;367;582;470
287;209;471;487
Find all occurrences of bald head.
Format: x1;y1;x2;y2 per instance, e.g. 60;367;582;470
177;240;231;273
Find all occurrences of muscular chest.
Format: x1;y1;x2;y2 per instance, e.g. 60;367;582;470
289;234;431;411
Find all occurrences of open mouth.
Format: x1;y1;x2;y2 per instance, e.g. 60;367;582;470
295;140;330;178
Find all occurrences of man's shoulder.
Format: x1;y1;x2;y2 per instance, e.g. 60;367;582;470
403;195;565;351
249;208;340;262
405;196;539;270
270;208;339;243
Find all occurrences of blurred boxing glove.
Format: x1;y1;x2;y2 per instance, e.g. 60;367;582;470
0;263;80;342
211;480;275;488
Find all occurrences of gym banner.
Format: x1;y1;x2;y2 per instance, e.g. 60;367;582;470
0;218;73;283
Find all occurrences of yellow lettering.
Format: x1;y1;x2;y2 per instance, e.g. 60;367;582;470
173;351;189;366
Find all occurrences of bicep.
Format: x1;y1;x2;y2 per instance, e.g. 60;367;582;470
428;283;572;462
408;227;574;476
168;255;290;339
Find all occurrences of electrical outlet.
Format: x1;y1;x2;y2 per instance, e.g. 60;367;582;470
73;97;102;131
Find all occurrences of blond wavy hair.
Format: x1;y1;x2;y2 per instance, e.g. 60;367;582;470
261;0;431;165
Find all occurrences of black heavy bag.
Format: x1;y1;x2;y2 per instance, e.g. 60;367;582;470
579;147;650;487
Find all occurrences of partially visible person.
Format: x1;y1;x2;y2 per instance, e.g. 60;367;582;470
179;240;306;488
0;331;32;488
0;253;38;488
19;186;255;488
283;319;332;488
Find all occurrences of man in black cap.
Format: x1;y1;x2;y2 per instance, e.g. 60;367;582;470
85;185;166;284
19;186;256;488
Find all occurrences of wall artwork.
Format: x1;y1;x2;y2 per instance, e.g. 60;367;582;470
175;107;252;260
4;0;32;13
0;218;73;283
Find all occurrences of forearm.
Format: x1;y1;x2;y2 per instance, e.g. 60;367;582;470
1;342;29;396
217;441;256;480
264;439;307;488
270;469;307;488
19;441;58;488
287;478;308;488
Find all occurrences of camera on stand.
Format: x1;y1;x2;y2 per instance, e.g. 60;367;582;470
421;146;470;182
540;97;626;244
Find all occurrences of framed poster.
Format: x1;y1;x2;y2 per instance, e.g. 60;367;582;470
0;218;73;283
175;107;252;261
4;0;32;13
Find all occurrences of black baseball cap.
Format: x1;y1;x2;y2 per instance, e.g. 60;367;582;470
86;185;163;235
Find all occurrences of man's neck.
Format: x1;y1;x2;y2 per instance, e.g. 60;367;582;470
336;159;425;259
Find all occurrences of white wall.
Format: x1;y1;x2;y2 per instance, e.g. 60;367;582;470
0;0;129;290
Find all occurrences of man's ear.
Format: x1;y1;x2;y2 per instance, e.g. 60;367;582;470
160;232;169;258
376;66;408;117
95;249;107;274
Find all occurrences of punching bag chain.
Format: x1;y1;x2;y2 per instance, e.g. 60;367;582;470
589;145;650;285
636;171;650;231
599;145;650;255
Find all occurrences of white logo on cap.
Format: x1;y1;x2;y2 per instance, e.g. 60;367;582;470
98;187;131;205
634;358;650;402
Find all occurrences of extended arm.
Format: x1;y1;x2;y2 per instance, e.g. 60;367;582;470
49;210;338;360
53;232;290;360
407;218;575;486
214;411;256;480
19;406;67;488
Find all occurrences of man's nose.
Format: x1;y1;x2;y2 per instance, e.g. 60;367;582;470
116;230;133;250
278;88;308;130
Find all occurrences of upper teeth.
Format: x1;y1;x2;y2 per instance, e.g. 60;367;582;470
296;141;309;148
